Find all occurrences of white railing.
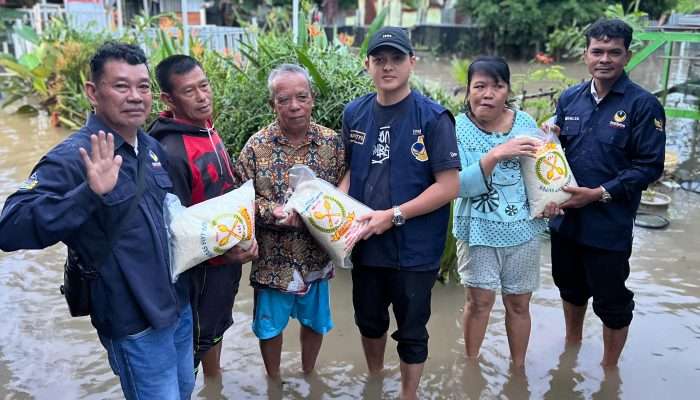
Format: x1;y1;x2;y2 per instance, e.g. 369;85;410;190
28;3;65;34
142;26;256;55
1;7;255;61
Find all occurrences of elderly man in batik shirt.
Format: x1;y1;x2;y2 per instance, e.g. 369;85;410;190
233;64;345;379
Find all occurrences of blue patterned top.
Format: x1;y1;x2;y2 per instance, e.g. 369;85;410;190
452;111;547;247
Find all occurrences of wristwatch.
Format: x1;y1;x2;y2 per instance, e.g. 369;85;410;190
392;206;405;226
599;186;612;203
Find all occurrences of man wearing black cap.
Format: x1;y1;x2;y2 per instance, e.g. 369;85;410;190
340;27;460;399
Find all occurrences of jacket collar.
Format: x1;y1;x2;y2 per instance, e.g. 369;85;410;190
85;113;145;153
587;72;631;101
158;110;212;131
269;120;322;146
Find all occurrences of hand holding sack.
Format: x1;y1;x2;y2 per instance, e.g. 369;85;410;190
165;180;255;282
517;128;578;218
283;165;372;269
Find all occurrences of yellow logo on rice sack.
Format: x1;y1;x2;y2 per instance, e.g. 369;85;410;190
309;195;357;242
211;207;253;254
535;143;569;186
411;135;429;162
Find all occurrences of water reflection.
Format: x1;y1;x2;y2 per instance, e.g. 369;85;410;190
591;368;622;400
460;359;489;399
360;373;386;400
543;344;585;400
196;375;225;400
501;365;531;400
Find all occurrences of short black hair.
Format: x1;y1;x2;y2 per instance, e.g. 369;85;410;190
585;19;633;50
155;55;203;93
468;56;511;88
89;42;148;82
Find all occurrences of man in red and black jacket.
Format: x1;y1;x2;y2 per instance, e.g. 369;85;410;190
150;55;258;378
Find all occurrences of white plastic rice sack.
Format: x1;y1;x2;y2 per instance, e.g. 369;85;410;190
165;180;255;282
518;129;578;218
283;166;372;269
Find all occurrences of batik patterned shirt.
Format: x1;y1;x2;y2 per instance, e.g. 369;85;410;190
233;121;345;293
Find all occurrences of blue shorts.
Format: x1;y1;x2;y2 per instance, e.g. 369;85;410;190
252;279;333;340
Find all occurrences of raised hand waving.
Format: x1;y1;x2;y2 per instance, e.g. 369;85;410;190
79;130;123;195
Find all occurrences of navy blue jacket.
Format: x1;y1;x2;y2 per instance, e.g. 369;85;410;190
550;74;666;251
343;90;459;270
0;115;188;339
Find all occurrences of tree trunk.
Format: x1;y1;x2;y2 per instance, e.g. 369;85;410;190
364;0;376;25
322;0;339;26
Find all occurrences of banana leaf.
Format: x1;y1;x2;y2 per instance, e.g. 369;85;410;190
359;7;389;59
295;47;329;95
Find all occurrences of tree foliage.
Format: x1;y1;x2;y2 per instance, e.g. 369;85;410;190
457;0;684;58
456;0;607;57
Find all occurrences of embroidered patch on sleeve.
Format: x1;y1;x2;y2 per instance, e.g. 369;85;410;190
19;172;39;190
349;130;366;145
654;118;664;132
411;135;429;162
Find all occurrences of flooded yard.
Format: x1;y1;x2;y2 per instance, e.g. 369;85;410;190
1;53;699;399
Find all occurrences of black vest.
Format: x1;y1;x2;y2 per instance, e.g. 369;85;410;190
344;90;453;268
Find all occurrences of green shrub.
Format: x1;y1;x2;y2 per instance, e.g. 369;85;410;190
209;32;375;156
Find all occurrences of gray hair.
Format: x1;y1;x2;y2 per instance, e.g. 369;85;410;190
267;64;313;99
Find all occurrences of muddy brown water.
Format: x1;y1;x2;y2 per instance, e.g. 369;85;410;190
1;58;700;399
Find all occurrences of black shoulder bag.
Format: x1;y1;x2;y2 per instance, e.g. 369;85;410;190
60;150;147;317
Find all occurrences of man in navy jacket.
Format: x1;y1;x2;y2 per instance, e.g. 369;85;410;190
545;19;666;368
0;43;194;399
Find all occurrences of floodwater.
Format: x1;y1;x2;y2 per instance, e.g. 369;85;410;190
1;56;700;399
414;57;592;96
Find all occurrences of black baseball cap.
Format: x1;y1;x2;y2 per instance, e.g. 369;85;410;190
367;26;413;56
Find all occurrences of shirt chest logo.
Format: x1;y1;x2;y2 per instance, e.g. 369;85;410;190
411;135;429;162
149;149;162;168
371;126;390;164
609;110;627;129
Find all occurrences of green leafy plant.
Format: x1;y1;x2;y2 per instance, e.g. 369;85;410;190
457;0;610;57
359;6;388;59
546;24;588;61
511;65;577;123
450;58;470;88
675;0;700;13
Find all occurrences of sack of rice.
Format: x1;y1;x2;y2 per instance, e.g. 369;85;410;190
517;128;578;218
165;180;255;282
283;165;372;269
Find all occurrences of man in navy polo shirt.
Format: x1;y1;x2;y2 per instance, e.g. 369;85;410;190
544;19;666;368
340;27;460;399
